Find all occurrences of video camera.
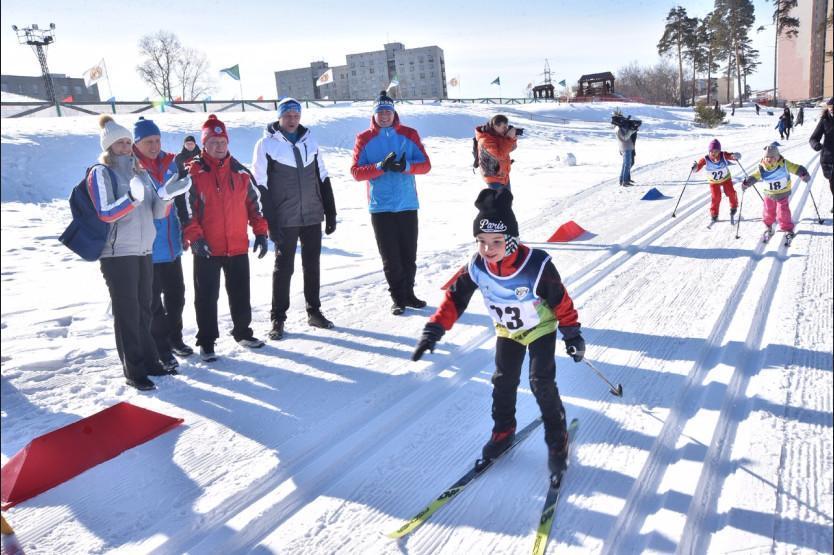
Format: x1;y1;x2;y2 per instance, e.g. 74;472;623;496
509;126;524;136
611;114;642;131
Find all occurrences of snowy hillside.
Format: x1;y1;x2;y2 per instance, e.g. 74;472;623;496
1;102;831;554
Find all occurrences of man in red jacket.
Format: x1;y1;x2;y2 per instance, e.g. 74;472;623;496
182;114;270;361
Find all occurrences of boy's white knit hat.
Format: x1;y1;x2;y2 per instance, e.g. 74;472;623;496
98;114;132;151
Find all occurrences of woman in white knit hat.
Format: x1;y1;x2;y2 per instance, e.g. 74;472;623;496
89;115;184;390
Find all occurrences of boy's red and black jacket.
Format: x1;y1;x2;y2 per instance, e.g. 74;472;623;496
429;244;579;332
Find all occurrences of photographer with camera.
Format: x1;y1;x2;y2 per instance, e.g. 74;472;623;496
474;114;521;191
612;111;641;187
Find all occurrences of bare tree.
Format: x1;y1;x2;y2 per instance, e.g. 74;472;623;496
176;48;214;100
616;60;679;105
137;31;182;100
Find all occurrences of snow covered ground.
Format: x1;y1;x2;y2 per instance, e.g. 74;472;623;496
1;101;831;554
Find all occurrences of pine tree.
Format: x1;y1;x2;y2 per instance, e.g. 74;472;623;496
658;6;697;107
714;0;756;107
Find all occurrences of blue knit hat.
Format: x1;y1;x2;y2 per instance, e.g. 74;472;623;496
133;116;161;142
374;90;396;113
278;98;302;116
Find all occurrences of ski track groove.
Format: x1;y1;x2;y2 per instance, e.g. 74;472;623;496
601;151;822;555
201;145;805;554
148;143;733;554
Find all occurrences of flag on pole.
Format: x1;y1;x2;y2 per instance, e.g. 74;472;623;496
490;77;501;86
386;75;400;91
105;96;116;103
61;95;73;103
83;59;105;88
449;77;459;87
315;68;334;87
558;79;567;87
220;64;241;81
526;82;533;90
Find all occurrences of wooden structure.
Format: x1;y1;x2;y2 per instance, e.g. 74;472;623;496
532;84;555;99
577;72;615;97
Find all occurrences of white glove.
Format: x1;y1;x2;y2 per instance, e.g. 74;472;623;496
733;152;742;160
129;178;145;203
157;174;191;200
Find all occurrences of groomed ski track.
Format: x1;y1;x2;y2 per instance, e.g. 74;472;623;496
2;106;831;554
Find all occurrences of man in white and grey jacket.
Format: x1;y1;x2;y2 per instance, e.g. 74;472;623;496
252;98;337;340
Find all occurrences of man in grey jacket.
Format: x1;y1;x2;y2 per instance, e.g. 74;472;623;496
615;118;636;187
252;98;337;340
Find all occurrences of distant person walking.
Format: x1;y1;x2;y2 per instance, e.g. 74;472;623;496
795;106;804;127
350;91;432;315
755;103;760;116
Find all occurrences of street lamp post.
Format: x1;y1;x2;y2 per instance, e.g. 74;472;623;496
11;23;60;115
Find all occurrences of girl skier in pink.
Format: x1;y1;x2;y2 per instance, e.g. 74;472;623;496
691;138;741;223
742;143;810;242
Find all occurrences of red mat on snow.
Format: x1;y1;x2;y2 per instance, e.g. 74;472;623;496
546;221;587;243
1;402;183;509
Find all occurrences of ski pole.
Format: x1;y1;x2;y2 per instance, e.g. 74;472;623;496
568;348;623;397
735;187;745;239
807;182;824;224
672;168;693;218
735;163;764;201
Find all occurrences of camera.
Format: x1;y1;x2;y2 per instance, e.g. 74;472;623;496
509;126;524;136
611;114;641;131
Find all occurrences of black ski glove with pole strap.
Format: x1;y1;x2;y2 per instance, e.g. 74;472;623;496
560;325;585;362
412;322;445;361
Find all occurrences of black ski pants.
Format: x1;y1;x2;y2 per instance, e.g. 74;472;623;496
271;224;322;322
99;255;161;380
491;333;567;448
151;257;186;358
370;210;418;304
193;254;253;347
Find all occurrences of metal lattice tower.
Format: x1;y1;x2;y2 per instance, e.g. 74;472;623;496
11;23;58;106
543;59;552;85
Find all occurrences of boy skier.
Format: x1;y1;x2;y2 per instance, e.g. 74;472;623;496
690;139;741;223
411;189;585;476
742;143;810;242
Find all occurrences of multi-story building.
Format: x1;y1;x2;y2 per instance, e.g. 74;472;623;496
274;42;447;100
0;73;100;102
776;0;832;101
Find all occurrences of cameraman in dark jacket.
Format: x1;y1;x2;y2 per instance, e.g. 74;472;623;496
612;112;640;186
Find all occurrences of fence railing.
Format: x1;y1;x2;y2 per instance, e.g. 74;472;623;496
1;95;643;118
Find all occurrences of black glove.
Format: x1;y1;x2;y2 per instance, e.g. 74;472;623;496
691;161;698;172
411;322;445;361
560;325;585;362
378;152;397;172
811;142;822;152
325;216;336;235
192;237;212;259
253;234;268;259
389;153;407;173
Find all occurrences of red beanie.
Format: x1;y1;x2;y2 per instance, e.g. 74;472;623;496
201;114;228;144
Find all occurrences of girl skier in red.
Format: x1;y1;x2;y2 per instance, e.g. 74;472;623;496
691;138;741;223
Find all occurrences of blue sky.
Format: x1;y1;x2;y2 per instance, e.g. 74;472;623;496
2;0;778;100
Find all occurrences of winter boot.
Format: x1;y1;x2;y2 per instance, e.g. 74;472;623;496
711;214;718;223
126;376;156;391
171;340;194;357
238;336;265;349
481;426;516;460
730;207;738;217
151;356;179;375
200;344;217;362
308;309;335;329
269;320;284;340
404;292;427;309
391;302;406;316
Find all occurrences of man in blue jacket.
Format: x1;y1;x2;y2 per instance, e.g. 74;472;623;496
133;117;194;369
350;91;432;315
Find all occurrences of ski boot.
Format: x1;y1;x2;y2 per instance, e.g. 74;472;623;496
762;224;774;243
481;426;516;461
